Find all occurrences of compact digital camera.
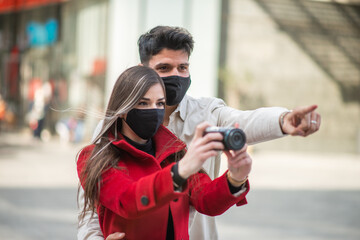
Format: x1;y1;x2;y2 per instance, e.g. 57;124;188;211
204;127;246;150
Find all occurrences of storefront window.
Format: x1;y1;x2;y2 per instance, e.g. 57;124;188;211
0;0;108;142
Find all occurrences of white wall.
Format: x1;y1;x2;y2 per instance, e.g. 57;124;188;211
105;0;222;102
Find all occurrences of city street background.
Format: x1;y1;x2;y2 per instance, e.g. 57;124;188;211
0;0;359;239
0;130;359;240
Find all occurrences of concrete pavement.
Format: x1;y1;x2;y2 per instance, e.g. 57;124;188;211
217;147;360;240
0;130;80;240
0;130;359;239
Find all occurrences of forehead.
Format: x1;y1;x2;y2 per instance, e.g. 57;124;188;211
142;83;165;98
147;48;189;67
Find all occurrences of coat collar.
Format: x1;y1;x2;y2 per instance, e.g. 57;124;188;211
110;125;186;164
172;94;188;121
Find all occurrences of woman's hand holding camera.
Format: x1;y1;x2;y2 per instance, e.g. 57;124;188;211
178;122;224;179
223;144;252;187
223;122;252;187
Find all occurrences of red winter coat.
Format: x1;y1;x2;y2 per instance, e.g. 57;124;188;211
77;126;249;240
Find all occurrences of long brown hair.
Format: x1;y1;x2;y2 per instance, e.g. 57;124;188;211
78;66;165;220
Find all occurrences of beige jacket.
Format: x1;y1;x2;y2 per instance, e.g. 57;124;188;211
77;95;287;240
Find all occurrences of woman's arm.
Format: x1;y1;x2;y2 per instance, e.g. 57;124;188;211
98;164;181;219
77;146;181;220
188;171;249;216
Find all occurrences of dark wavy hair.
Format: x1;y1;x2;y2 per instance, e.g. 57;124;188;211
138;26;194;64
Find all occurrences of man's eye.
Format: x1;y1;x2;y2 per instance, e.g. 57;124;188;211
179;66;188;71
158;66;168;71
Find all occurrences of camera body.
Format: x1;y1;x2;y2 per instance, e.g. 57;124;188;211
204;127;246;150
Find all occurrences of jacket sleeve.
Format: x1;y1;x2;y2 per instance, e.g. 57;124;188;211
98;162;182;220
188;170;249;216
77;147;181;220
208;98;288;144
100;165;181;219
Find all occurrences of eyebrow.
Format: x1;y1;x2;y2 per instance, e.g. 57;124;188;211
140;97;165;101
154;63;189;68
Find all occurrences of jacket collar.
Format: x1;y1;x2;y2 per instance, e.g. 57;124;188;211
172;94;188;121
110;125;186;163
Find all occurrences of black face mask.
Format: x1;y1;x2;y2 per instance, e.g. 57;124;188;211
161;76;191;106
125;108;165;140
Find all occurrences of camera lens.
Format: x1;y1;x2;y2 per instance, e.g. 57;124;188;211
225;129;246;150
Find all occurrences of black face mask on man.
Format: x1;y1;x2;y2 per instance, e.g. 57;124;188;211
125;108;165;140
161;76;191;106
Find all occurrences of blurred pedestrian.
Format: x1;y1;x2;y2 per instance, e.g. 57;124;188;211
0;94;6;132
27;78;52;139
77;66;252;240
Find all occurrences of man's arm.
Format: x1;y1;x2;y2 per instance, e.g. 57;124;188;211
214;105;288;144
77;120;105;240
77;187;104;240
211;99;320;144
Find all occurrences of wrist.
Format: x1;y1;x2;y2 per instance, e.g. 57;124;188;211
227;171;248;187
279;110;292;134
178;161;191;179
172;163;187;189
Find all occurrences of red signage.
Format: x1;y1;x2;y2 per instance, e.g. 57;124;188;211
0;0;68;13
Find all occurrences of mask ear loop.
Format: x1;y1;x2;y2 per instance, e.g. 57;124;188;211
115;117;118;140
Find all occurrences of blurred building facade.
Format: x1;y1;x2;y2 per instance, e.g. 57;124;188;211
0;0;108;141
0;0;359;153
0;0;221;142
218;0;360;153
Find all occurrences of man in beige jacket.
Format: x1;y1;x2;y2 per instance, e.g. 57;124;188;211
77;26;321;240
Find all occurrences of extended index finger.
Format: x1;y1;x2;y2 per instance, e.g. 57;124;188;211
293;104;318;116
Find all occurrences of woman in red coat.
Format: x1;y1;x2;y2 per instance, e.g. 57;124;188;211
77;66;252;240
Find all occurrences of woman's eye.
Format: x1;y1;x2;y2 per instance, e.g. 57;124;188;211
138;102;147;106
157;102;165;107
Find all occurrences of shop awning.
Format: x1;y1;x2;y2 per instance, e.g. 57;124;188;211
0;0;69;14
